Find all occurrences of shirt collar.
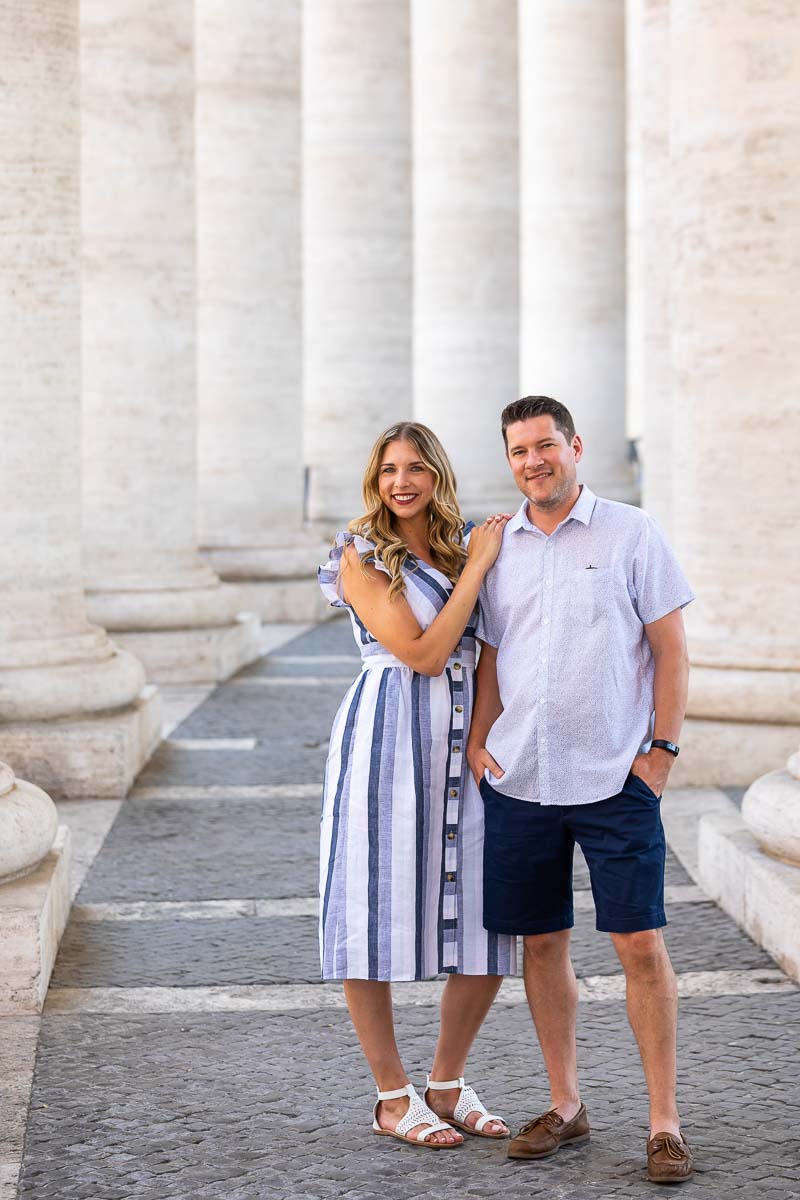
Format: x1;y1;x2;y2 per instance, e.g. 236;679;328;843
507;484;597;534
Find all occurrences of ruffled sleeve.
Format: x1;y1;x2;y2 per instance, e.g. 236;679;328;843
317;531;389;608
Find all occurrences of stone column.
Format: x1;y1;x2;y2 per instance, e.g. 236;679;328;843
412;0;519;518
670;0;800;784
303;0;412;529
196;0;329;620
81;0;261;681
519;0;636;503
0;0;159;800
626;0;672;531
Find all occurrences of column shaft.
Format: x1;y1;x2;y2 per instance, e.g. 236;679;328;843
412;0;519;517
671;0;800;782
303;0;412;528
519;0;635;502
81;0;261;679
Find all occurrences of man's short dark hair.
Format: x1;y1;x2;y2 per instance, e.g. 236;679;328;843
501;396;576;448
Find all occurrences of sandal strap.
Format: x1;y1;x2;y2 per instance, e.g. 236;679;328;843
376;1083;414;1102
425;1076;465;1090
426;1077;506;1131
395;1089;454;1140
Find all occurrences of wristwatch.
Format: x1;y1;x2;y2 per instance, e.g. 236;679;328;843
650;739;680;757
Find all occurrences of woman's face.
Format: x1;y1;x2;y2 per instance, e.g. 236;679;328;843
377;439;436;522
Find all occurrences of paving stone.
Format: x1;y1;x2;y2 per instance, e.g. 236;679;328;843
135;741;328;787
18;997;800;1200
76;797;320;903
170;678;346;741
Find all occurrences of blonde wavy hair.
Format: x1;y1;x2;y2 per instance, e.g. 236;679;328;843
348;422;467;600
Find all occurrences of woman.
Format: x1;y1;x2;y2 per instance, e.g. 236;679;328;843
318;422;516;1149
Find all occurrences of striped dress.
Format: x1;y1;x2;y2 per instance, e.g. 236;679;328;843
318;531;517;982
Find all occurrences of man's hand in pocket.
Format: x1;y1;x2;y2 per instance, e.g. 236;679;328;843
466;743;505;788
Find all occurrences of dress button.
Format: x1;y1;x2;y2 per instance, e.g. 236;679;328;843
455;644;462;653
455;704;463;713
446;873;455;883
449;788;458;797
453;744;461;753
447;831;456;841
453;663;461;670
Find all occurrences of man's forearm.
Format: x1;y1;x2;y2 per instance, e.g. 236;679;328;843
652;648;689;746
468;647;503;750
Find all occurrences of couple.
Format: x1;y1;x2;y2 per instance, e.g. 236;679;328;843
318;396;695;1184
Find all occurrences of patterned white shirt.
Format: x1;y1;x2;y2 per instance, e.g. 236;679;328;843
475;486;694;806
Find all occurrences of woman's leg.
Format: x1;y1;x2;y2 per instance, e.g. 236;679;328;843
343;979;462;1144
426;974;507;1133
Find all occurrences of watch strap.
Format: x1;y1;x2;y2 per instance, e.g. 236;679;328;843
651;739;680;757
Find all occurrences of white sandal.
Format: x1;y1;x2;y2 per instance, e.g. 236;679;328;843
372;1082;462;1149
425;1075;509;1139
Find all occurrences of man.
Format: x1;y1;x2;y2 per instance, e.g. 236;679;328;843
466;396;694;1184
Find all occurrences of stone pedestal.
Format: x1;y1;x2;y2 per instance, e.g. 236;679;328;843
671;0;800;782
519;0;635;504
698;746;800;982
412;0;519;517
0;0;159;798
0;824;72;1014
626;0;671;530
304;0;413;527
80;0;261;681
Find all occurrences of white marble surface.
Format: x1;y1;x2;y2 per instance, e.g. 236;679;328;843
412;0;520;517
519;0;635;504
303;0;413;526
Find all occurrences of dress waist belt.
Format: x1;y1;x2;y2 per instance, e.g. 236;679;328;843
361;654;475;672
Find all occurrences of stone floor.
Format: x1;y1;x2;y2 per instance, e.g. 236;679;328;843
5;617;800;1199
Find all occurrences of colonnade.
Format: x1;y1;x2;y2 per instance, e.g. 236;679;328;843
1;0;799;993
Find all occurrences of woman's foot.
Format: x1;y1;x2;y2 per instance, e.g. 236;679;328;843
376;1093;463;1146
425;1079;509;1137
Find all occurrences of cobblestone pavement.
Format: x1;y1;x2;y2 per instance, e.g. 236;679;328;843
12;618;800;1199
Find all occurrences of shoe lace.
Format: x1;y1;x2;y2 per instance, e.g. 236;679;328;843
651;1133;687;1161
518;1109;563;1136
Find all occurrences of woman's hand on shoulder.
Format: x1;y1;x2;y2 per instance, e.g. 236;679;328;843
466;514;511;574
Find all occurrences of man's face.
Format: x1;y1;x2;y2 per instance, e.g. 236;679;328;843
505;415;583;510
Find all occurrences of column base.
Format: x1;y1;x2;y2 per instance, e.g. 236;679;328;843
110;612;262;683
0;686;162;799
0;825;71;1013
202;539;334;622
698;808;800;983
670;717;800;788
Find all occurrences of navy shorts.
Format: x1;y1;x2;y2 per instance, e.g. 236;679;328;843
480;772;667;935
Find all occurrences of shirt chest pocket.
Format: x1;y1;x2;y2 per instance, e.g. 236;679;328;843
568;567;613;626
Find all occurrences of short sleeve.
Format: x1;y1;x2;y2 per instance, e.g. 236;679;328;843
475;577;499;647
631;516;695;625
317;531;389;608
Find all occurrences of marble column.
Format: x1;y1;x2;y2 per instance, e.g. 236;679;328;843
519;0;636;503
626;0;672;531
412;0;519;518
670;0;800;784
303;0;412;529
81;0;261;681
196;0;329;620
0;0;159;800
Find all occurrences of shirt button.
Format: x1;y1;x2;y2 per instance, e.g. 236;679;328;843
543;617;550;625
447;832;456;841
539;697;545;705
454;705;463;713
540;656;546;664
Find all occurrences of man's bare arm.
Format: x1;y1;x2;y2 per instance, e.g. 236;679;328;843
466;641;505;785
631;608;690;796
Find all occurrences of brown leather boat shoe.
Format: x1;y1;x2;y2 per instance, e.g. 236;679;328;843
647;1131;694;1183
507;1104;590;1160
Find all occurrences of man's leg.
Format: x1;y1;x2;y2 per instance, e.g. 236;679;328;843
522;929;582;1121
610;928;680;1137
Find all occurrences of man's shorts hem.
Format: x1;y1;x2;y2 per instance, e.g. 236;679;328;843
484;912;574;937
596;910;667;934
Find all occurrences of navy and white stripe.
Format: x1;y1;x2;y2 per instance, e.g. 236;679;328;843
318;531;516;982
